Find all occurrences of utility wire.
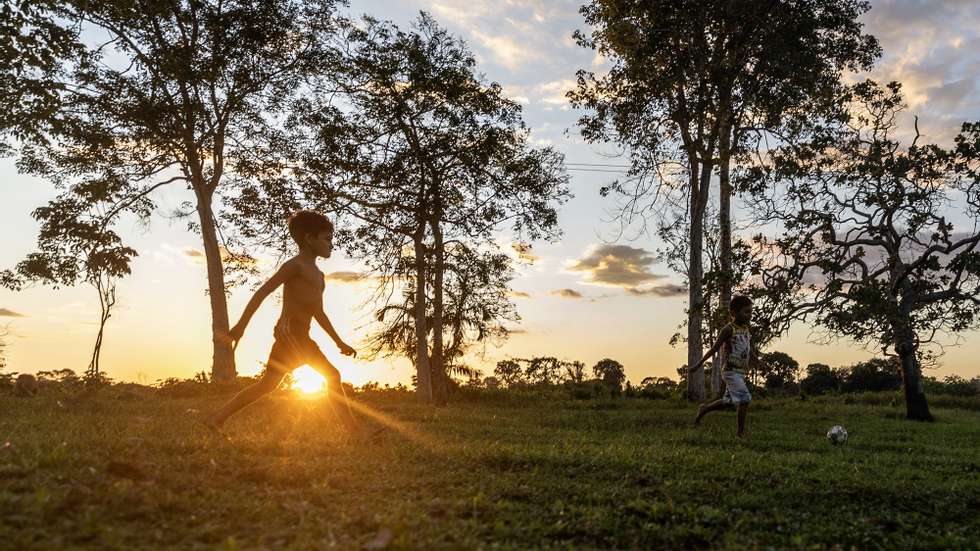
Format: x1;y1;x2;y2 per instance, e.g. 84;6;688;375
566;162;632;168
566;168;630;173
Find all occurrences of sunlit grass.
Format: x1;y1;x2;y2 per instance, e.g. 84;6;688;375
0;393;977;548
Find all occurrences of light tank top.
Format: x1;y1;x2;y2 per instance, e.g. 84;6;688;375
722;323;751;372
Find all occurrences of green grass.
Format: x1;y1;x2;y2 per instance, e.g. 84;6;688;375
1;391;978;550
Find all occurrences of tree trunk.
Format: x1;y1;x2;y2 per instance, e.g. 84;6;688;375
894;325;932;421
714;122;733;398
429;219;448;407
195;195;236;383
413;236;433;404
87;277;114;382
687;158;711;402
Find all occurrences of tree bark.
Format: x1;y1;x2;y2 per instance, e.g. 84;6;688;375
714;122;733;398
894;324;933;421
687;158;711;402
429;218;448;407
413;235;433;404
87;277;114;382
195;194;236;383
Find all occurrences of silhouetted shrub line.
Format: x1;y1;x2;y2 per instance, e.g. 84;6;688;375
1;359;976;412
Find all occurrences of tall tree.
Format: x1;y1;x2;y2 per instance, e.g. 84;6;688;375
570;0;879;400
758;351;799;389
753;81;980;420
2;179;139;382
493;359;526;388
1;0;341;382
365;247;518;390
592;358;626;396
227;13;569;404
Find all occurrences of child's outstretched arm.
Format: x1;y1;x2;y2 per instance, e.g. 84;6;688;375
225;262;298;347
314;307;356;357
689;325;732;373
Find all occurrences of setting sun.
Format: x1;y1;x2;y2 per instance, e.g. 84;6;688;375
291;365;326;395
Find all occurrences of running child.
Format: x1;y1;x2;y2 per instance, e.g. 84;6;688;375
690;295;766;438
206;210;359;432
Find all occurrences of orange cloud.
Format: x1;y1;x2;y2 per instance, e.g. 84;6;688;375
627;285;687;298
549;288;583;299
568;244;668;287
324;271;368;283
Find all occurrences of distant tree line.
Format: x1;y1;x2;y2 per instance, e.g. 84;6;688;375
468;357;628;398
461;353;979;401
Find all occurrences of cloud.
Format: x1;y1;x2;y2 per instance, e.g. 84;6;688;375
504;80;578;109
428;0;584;72
507;290;532;299
627;284;687;298
502;84;531;104
535;79;577;108
180;246;258;267
566;244;687;298
470;30;536;71
324;271;369;283
859;0;980;143
549;288;583;299
567;244;668;287
0;308;25;317
430;2;542;70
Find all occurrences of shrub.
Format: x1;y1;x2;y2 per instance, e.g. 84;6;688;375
800;363;844;395
841;358;902;393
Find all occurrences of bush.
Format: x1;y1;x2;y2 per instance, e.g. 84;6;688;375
841;358;902;393
566;379;609;400
637;377;680;400
923;375;979;397
155;372;259;398
800;363;844;395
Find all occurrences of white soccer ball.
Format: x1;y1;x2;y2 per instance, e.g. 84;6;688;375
827;425;848;445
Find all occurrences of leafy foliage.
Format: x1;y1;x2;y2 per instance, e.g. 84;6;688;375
2;0;343;381
570;0;880;401
228;13;569;403
751;81;980;419
592;358;626;396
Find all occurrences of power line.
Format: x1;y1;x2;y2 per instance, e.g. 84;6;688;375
566;162;632;168
566;168;629;174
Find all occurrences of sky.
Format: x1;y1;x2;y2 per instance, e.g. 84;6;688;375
2;0;980;387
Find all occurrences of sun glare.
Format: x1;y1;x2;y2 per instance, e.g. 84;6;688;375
291;365;326;395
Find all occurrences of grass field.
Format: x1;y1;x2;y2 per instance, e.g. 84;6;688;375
1;391;978;550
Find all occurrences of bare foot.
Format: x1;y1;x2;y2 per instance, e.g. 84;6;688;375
693;404;706;426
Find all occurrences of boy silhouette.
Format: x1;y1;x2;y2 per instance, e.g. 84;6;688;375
690;295;766;438
206;210;359;432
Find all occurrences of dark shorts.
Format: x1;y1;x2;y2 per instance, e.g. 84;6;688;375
266;322;339;380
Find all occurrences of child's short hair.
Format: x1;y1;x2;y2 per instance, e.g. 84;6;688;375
730;295;752;314
288;210;333;246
